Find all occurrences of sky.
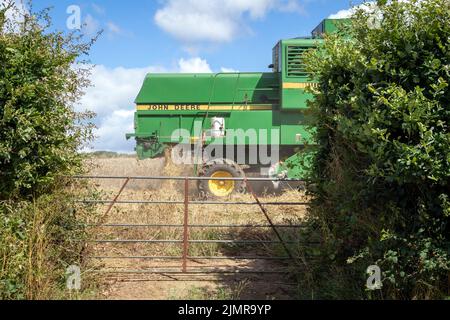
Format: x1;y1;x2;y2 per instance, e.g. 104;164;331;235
9;0;365;153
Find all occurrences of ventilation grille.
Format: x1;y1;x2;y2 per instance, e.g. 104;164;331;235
287;46;308;77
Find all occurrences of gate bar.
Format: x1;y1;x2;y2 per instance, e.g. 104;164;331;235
94;270;291;275
74;175;304;182
89;256;292;260
104;177;130;216
244;177;295;260
90;239;303;244
182;178;189;273
78;200;308;206
89;224;304;228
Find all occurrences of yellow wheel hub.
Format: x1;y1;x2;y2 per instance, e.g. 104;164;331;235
208;171;235;197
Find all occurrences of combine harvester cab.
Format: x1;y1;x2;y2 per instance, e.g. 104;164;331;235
126;19;349;197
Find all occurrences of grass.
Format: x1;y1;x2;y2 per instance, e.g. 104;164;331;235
169;280;250;300
85;151;137;159
0;180;101;300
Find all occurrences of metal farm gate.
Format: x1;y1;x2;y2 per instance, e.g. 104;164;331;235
74;175;310;282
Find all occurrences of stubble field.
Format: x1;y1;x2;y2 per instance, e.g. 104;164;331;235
84;155;308;300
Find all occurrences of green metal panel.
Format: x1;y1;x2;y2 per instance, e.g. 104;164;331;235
279;38;321;110
311;18;351;37
278;19;350;111
132;109;308;142
129;106;315;159
281;87;314;110
135;73;279;105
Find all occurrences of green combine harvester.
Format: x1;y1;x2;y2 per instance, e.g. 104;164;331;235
127;19;348;197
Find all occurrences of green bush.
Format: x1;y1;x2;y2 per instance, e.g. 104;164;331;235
0;2;98;299
0;2;95;200
303;0;449;299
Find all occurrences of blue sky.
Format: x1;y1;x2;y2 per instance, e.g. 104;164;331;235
27;0;365;152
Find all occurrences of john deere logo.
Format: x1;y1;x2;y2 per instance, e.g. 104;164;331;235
141;104;201;111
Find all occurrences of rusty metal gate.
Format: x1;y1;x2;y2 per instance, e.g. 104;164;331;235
74;175;309;279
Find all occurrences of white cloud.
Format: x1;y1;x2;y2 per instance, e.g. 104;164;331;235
328;9;353;19
83;13;129;40
91;3;106;15
220;67;239;73
81;58;224;152
91;110;136;153
106;21;122;35
329;2;376;19
278;0;305;14
0;0;28;27
154;0;304;44
178;57;212;73
78;65;164;117
105;21;132;39
83;14;100;36
79;65;159;152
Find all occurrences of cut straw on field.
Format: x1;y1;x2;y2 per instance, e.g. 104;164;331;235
84;156;308;299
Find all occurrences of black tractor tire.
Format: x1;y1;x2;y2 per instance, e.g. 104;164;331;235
198;159;246;199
